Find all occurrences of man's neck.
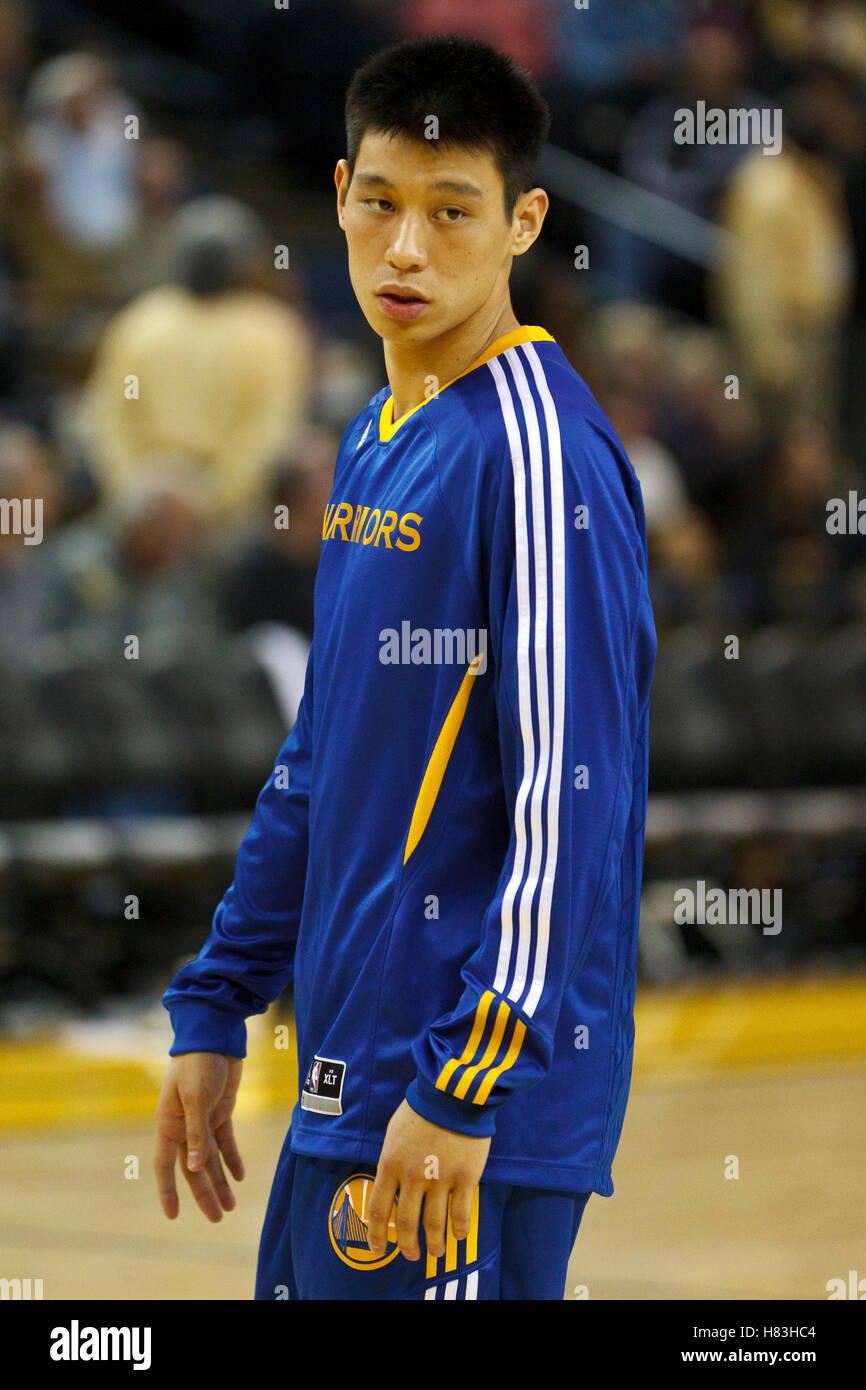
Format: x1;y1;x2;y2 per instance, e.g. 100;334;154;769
384;298;520;422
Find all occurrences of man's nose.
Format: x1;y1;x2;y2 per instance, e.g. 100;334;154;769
386;214;428;271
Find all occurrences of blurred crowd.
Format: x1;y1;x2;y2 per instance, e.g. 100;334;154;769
1;0;866;672
1;0;865;1012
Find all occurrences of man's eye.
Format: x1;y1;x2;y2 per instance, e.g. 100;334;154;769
364;198;393;213
435;207;466;223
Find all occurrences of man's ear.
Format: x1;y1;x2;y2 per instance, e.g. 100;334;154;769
511;187;549;257
335;158;351;230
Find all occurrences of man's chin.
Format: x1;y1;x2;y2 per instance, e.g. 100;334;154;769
369;311;441;345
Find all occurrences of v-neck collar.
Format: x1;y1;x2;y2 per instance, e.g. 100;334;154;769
377;325;555;443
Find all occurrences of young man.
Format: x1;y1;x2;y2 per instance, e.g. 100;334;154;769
156;35;656;1301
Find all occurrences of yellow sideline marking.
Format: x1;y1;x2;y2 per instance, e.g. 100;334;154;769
632;974;866;1079
0;977;865;1131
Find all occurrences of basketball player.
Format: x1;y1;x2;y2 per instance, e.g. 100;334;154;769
155;35;656;1300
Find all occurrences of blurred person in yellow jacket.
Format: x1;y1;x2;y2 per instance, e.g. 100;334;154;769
758;0;866;83
85;196;312;520
713;75;856;431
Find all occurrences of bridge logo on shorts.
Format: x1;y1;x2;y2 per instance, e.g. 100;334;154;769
328;1173;399;1271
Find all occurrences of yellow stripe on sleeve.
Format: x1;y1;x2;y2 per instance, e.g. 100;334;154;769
435;990;494;1091
473;1019;527;1104
453;1001;511;1100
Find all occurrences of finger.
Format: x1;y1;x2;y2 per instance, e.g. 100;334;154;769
179;1146;224;1222
394;1180;424;1262
215;1117;245;1182
367;1166;398;1256
153;1132;179;1219
422;1184;449;1261
449;1182;475;1242
205;1146;236;1213
180;1094;211;1173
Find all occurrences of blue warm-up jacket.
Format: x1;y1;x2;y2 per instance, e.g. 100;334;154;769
163;325;657;1196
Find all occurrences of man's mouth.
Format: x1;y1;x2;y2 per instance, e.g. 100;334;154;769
375;287;430;321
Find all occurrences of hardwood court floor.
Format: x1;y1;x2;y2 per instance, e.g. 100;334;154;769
1;974;864;1300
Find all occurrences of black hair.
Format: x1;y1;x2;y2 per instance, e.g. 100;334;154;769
170;198;268;297
344;35;550;217
176;236;236;297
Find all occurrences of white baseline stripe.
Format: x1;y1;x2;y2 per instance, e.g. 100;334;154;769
523;343;566;1017
487;356;536;994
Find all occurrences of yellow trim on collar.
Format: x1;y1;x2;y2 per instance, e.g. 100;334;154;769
378;325;555;443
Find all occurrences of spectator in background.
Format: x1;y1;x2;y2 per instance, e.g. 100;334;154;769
577;301;669;432
38;461;216;648
108;135;192;303
716;412;860;623
602;387;692;534
622;8;765;216
757;0;866;82
23;51;137;250
0;243;29;403
606;8;771;310
4;51;141;322
546;0;682;166
221;425;338;642
578;305;766;621
761;415;861;622
836;68;866;469
397;0;553;78
0;0;30;277
657;324;761;542
713;76;855;431
602;386;722;618
552;0;681;96
0;0;32;150
85;196;313;521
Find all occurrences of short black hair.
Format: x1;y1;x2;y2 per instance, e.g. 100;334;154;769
344;36;550;217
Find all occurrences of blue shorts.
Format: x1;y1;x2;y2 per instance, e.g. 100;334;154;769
254;1129;592;1301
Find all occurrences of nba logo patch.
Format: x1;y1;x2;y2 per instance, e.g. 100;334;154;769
328;1173;399;1270
301;1054;345;1114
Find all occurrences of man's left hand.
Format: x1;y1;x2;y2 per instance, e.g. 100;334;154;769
367;1099;491;1261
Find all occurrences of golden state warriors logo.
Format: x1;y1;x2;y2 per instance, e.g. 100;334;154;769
328;1173;399;1270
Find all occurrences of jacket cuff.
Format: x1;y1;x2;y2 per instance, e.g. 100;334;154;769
166;999;247;1059
405;1073;498;1138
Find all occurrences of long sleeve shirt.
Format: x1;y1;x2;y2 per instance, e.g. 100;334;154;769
163;325;656;1196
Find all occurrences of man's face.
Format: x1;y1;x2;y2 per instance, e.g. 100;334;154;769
335;130;529;347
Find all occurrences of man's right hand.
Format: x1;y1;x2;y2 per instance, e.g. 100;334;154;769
154;1052;245;1223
